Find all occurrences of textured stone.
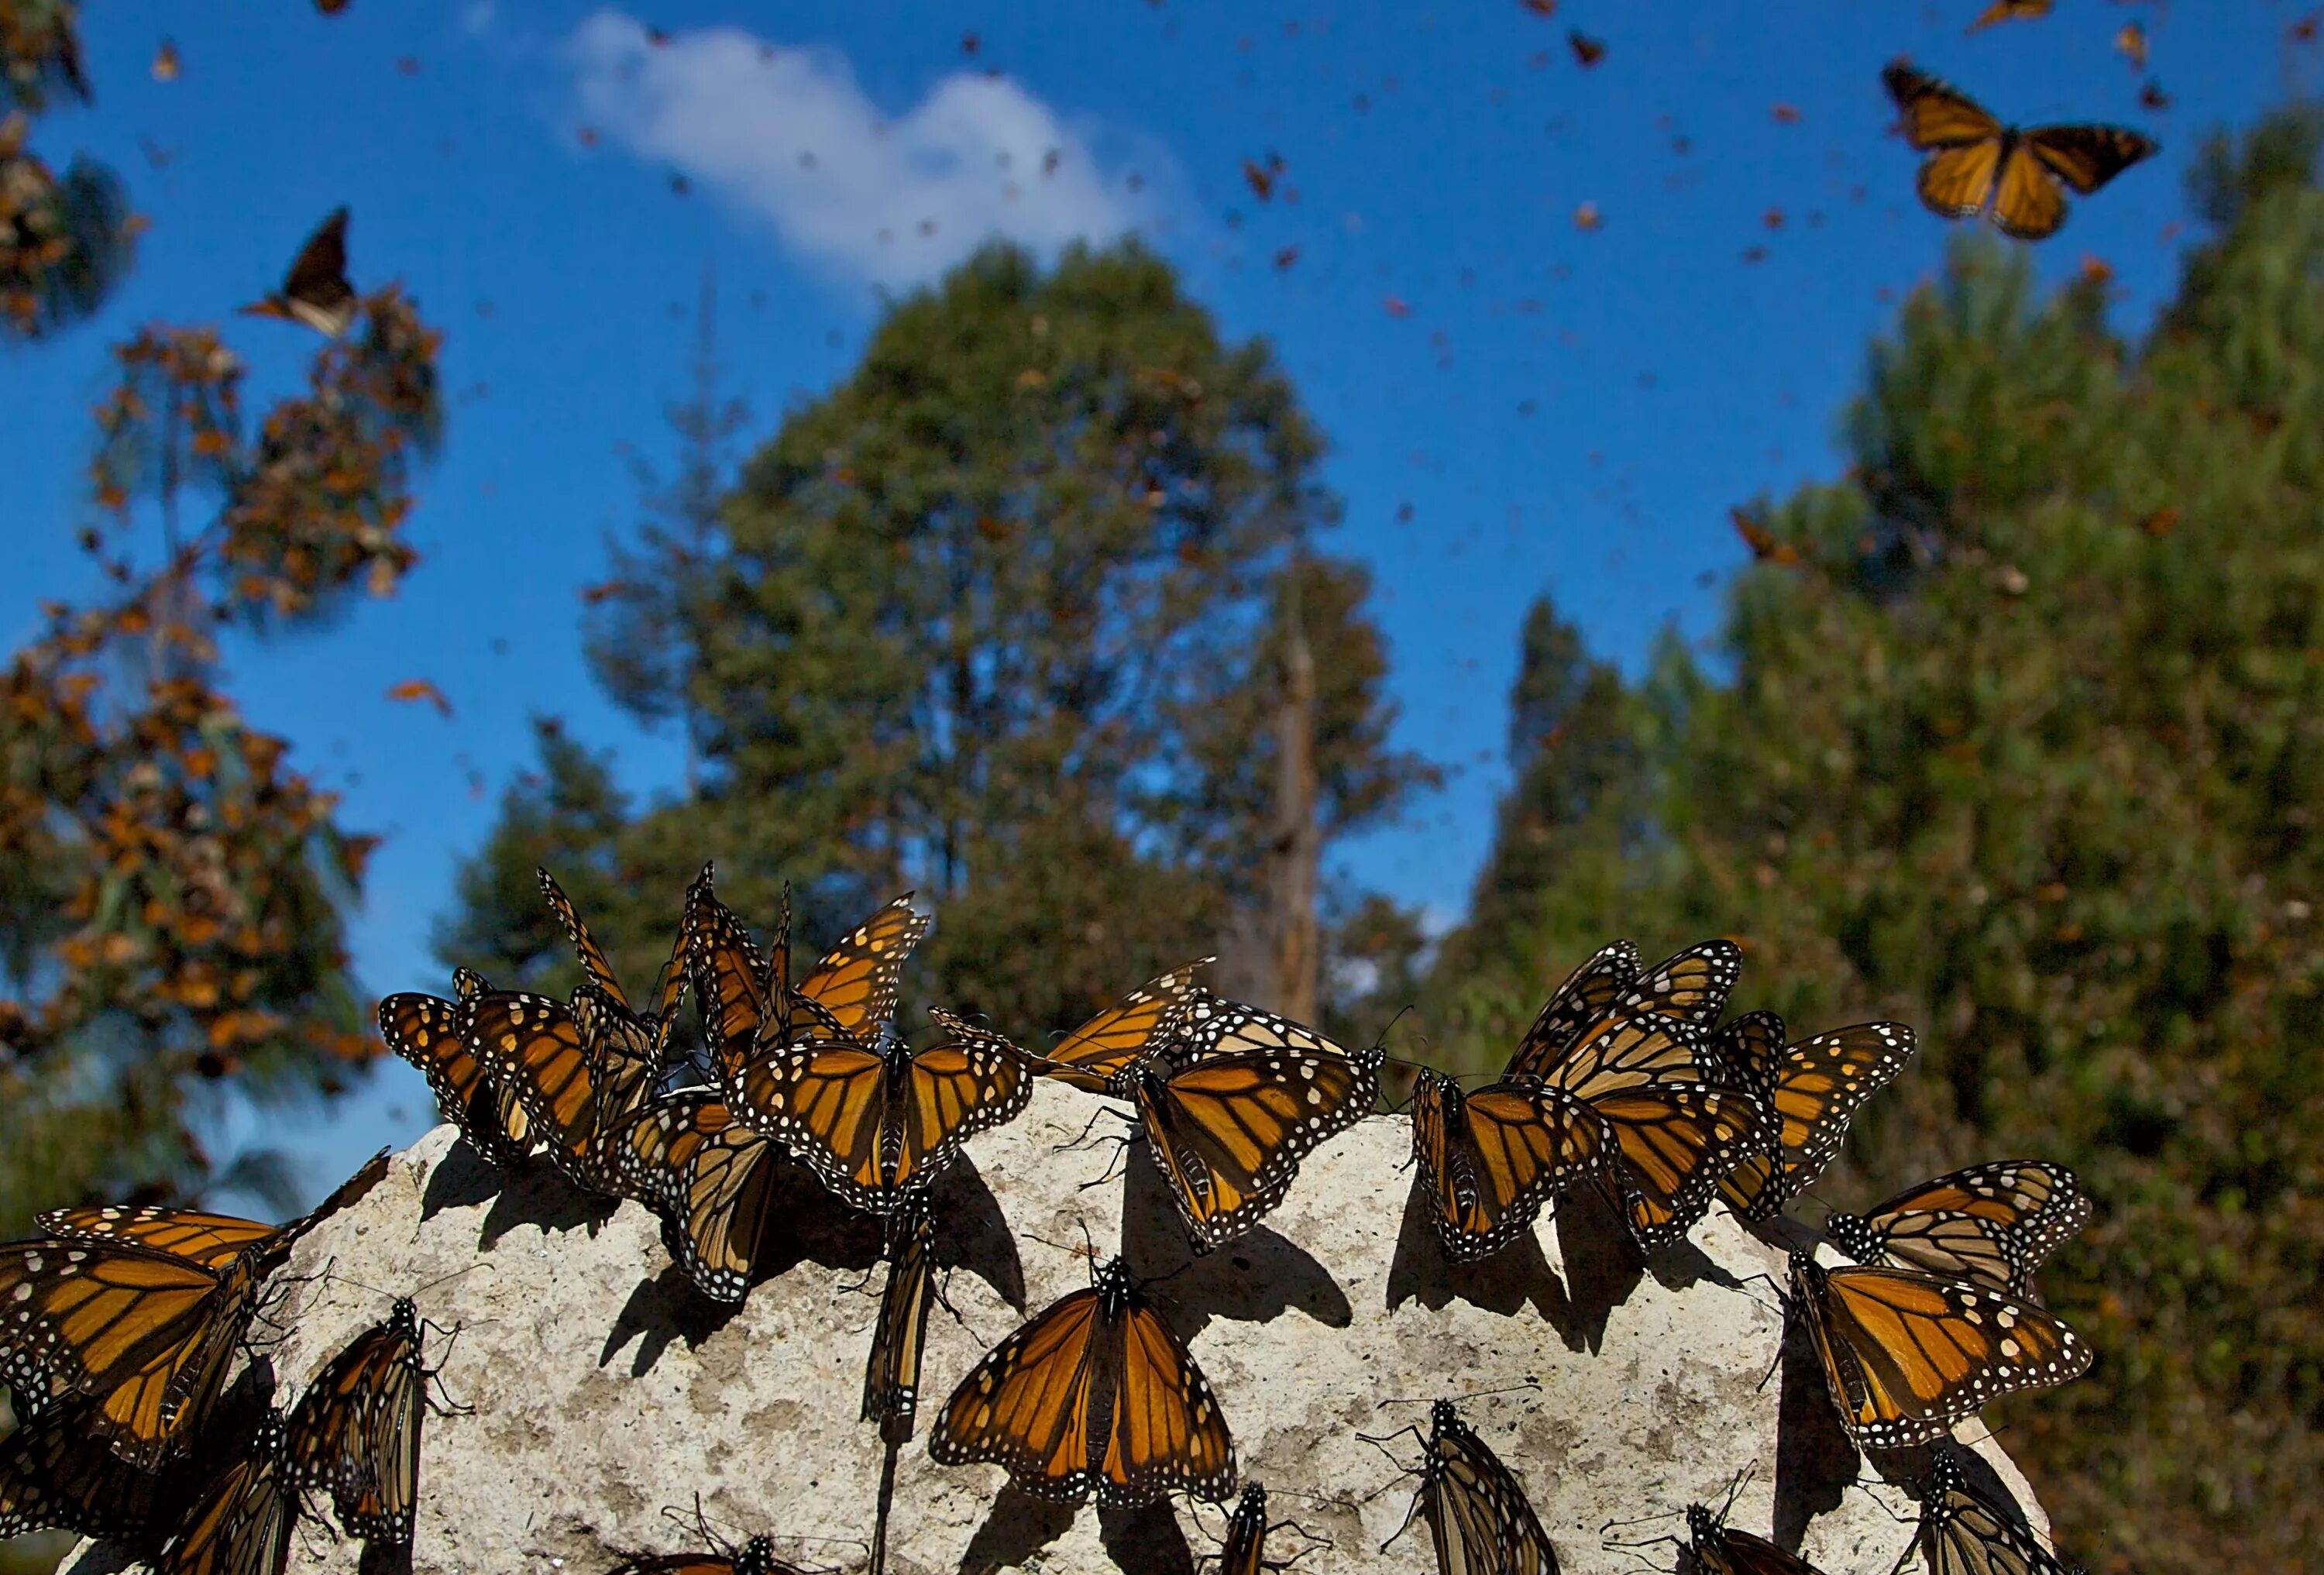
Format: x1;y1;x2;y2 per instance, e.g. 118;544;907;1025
73;1080;2052;1574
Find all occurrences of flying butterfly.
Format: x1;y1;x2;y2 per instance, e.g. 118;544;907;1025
1907;1446;2076;1575
5;1153;389;1468
378;986;534;1164
1786;1250;2092;1451
930;1254;1236;1508
1380;1400;1560;1575
1109;1001;1382;1253
239;207;357;336
287;1297;462;1546
1824;1161;2089;1300
862;1200;939;1443
727;1006;1032;1215
602;1089;793;1302
1408;1070;1614;1263
1035;960;1212;1092
155;1410;300;1575
1703;1013;1915;1222
1502;939;1739;1082
1882;61;2157;242
1966;0;2051;31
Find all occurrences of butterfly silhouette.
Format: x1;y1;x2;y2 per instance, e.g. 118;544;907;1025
239;208;357;335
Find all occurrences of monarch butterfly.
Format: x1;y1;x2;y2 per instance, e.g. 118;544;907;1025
1907;1446;2075;1575
1703;1014;1915;1222
607;1528;808;1575
378;987;535;1164
1111;1002;1383;1253
930;1254;1236;1507
1786;1250;2092;1451
686;870;930;1075
155;1409;299;1575
5;1152;389;1469
1882;62;2157;242
1034;961;1212;1092
861;1201;938;1443
1679;1502;1824;1575
725;1006;1032;1216
0;1398;193;1544
602;1089;793;1303
1407;1070;1613;1263
537;869;693;1068
466;985;660;1198
1502;939;1739;1082
238;207;356;336
1509;1009;1763;1256
1967;0;2052;31
287;1298;458;1545
1380;1400;1560;1575
1824;1161;2089;1300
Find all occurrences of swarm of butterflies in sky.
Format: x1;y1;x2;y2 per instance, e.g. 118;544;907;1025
0;855;2099;1575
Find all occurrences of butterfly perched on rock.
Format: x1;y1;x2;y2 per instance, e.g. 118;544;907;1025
930;1253;1236;1507
1033;960;1212;1092
601;1088;795;1302
287;1296;464;1546
239;207;357;335
1786;1249;2091;1450
1824;1161;2089;1300
1906;1445;2076;1575
861;1201;939;1442
378;978;534;1164
1408;1069;1613;1262
1678;1501;1827;1575
153;1408;301;1575
1702;1013;1914;1222
1379;1400;1560;1575
1882;61;2156;241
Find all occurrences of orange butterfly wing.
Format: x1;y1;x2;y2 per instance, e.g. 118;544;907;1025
1039;961;1209;1092
796;895;929;1044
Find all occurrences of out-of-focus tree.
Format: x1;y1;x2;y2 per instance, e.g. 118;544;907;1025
1422;112;2324;1574
1;2;133;340
442;240;1432;1043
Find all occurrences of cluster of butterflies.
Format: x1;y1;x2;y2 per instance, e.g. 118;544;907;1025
0;868;2097;1575
0;1151;458;1574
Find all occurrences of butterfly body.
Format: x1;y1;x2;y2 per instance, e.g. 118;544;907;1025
1408;1071;1612;1262
1825;1161;2089;1299
609;1535;803;1575
1787;1250;2091;1450
862;1202;938;1441
287;1297;438;1545
1882;62;2156;241
930;1255;1236;1507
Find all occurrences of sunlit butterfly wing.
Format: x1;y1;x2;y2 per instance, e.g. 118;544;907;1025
1913;1446;2076;1575
379;990;533;1164
1883;63;2004;150
33;1147;387;1281
156;1411;297;1575
287;1298;433;1545
1504;941;1736;1083
863;1202;938;1442
464;989;606;1188
1501;940;1639;1080
539;868;692;1059
796;894;929;1045
1038;960;1211;1092
1788;1251;2092;1451
685;866;769;1085
931;1257;1236;1508
1409;1072;1614;1263
607;1090;792;1302
895;1010;1036;1194
1714;1019;1915;1222
0;1400;193;1543
1133;1006;1380;1252
1397;1401;1559;1575
1685;1504;1824;1575
1826;1161;2089;1298
1619;939;1743;1028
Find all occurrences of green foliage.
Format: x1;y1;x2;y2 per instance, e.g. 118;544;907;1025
1;2;133;342
1425;112;2324;1573
442;239;1431;1051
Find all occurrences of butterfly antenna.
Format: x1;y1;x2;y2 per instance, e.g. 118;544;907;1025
1717;1463;1754;1525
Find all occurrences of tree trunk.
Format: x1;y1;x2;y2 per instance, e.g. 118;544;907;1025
1267;566;1321;1023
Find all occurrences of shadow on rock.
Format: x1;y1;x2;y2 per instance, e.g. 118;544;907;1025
957;1484;1078;1575
1550;1185;1645;1351
1383;1177;1583;1342
927;1157;1027;1312
473;1163;620;1251
1098;1498;1197;1575
1118;1143;1351;1339
599;1262;748;1377
417;1139;504;1221
1772;1304;1859;1548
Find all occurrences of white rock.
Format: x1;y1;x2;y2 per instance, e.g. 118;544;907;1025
72;1081;2051;1574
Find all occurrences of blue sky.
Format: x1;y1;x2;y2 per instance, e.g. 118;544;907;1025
2;1;2300;1206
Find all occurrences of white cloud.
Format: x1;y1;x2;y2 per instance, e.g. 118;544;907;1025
566;12;1162;291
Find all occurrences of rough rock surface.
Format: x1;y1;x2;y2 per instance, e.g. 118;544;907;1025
74;1082;2051;1574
